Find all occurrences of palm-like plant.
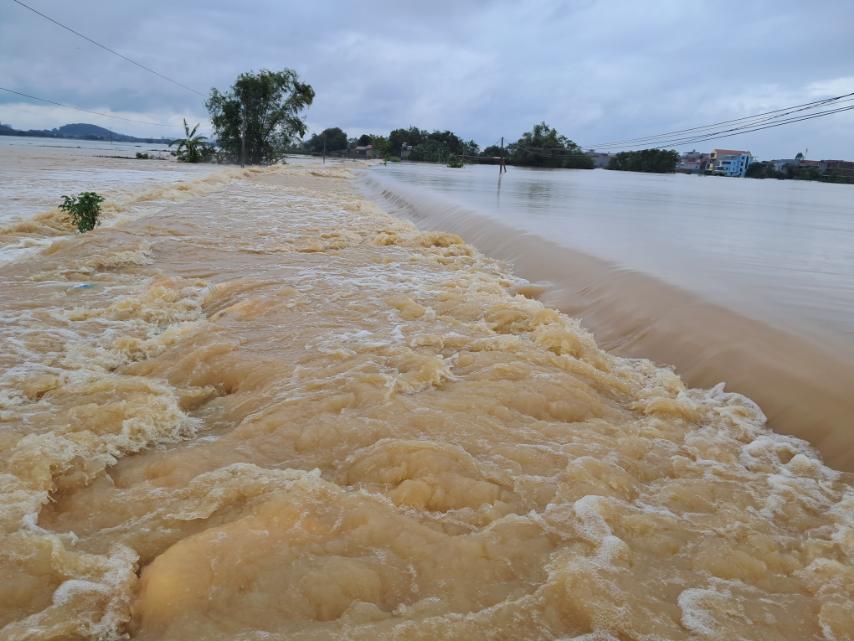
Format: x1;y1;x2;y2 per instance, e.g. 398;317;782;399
170;119;212;163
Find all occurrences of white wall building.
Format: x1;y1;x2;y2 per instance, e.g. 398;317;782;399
708;149;753;177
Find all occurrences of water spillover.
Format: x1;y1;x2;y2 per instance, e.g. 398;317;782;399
0;152;851;640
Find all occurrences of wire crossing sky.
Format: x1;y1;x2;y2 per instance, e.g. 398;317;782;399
585;93;854;149
11;0;205;97
0;86;174;127
1;0;853;158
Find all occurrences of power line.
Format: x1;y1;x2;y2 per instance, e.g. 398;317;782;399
586;92;854;148
0;86;175;128
500;93;854;153
492;102;854;159
624;103;854;150
11;0;205;97
585;91;854;150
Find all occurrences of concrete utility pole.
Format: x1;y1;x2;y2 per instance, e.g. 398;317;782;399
240;122;246;168
239;101;246;168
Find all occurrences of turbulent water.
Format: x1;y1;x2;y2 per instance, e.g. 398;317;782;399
0;154;852;640
0;136;220;263
364;164;854;471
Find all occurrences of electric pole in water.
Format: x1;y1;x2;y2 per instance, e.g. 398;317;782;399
240;123;246;168
239;102;246;168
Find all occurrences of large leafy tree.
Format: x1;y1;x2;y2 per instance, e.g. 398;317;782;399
509;122;593;169
305;127;348;153
207;69;314;164
398;129;477;162
369;135;391;158
481;145;504;157
388;127;426;156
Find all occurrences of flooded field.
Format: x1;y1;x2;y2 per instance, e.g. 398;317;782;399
0;136;222;263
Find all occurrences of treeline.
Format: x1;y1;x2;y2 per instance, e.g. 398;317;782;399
299;126;479;163
298;121;595;169
607;149;680;173
746;161;854;184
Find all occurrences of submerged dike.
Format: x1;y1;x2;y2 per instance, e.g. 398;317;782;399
362;173;854;472
0;162;851;640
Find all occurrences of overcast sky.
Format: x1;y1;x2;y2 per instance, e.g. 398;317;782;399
1;0;852;159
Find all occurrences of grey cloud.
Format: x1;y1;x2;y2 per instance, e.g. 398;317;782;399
1;0;852;157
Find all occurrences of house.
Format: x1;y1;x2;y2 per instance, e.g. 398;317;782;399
708;149;753;177
770;158;798;173
676;150;710;174
352;144;375;159
586;150;612;168
820;159;854;180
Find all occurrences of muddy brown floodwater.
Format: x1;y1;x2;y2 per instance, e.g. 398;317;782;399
0;162;852;640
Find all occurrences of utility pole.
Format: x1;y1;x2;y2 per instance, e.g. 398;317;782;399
240;122;246;168
239;102;246;168
322;136;326;164
499;136;507;174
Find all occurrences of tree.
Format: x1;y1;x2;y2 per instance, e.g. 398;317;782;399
169;119;212;163
370;135;391;158
306;127;348;153
389;127;426;156
481;145;504;157
409;138;452;162
404;130;472;162
357;134;373;146
509;122;593;169
746;161;770;179
606;149;680;173
795;152;804;161
207;69;314;164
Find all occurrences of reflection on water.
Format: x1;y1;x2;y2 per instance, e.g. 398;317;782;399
371;162;854;348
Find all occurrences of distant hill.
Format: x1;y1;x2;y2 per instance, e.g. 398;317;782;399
0;121;172;144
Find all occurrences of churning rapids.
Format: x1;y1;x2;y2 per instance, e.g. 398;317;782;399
0;158;852;640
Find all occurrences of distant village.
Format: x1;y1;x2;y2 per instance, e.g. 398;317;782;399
589;148;854;182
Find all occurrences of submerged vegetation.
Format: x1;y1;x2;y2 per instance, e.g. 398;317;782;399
170;119;214;163
607;148;680;173
294;121;594;170
58;191;104;232
746;160;854;183
446;154;464;168
508;122;593;169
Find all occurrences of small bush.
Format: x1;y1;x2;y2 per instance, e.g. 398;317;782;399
136;152;151;159
58;192;104;233
446;154;464;168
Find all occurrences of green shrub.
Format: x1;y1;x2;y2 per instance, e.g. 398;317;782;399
58;192;104;233
170;119;215;163
446;154;464;168
135;152;151;159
